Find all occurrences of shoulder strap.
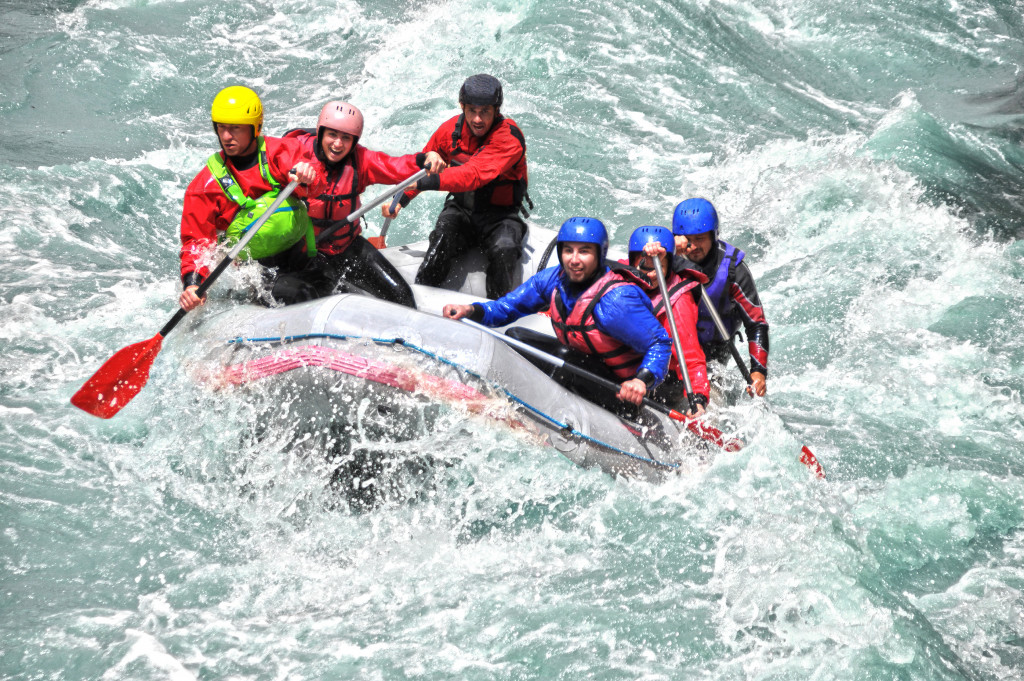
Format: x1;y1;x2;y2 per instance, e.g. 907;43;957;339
451;114;465;154
205;137;277;209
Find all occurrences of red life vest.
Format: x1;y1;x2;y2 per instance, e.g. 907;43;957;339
283;128;362;256
448;114;529;212
549;267;649;380
647;271;701;380
309;159;361;256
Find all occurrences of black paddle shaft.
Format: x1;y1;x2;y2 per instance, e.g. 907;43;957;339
462;319;686;420
698;285;754;386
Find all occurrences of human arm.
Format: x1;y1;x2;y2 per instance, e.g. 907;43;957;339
424;121;523;194
360;147;445;188
387;122;450;213
729;260;769;391
179;169;232;287
443;303;484;321
593;286;673;404
266;136;325;198
441;269;558;326
476;267;560;326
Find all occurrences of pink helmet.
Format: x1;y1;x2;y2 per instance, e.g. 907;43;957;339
317;100;364;138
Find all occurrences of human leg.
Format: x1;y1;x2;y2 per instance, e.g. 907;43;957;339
414;201;472;288
326;236;416;308
480;214;527;299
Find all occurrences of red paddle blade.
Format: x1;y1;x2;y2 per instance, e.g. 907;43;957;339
800;445;826;479
667;409;745;451
366;236;387;249
71;334;164;419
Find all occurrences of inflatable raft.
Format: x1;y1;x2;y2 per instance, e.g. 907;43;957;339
184;228;725;483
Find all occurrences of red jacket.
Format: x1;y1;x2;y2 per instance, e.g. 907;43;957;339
403;113;528;209
649;271;710;400
179;135;323;281
621;260;710;400
286;130;421;255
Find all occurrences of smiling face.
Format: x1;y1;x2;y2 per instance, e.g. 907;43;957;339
460;103;497;137
320;128;356;163
216;123;257;157
560;242;601;284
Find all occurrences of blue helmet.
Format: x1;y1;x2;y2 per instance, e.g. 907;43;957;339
628;225;674;269
628;225;674;254
672;198;718;236
557;217;608;261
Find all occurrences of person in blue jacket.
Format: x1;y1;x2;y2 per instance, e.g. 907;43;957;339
444;217;672;408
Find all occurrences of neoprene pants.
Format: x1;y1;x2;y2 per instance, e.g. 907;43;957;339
265;236;416;308
414;199;526;299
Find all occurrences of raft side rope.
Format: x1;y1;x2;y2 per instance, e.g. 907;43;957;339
227;333;681;469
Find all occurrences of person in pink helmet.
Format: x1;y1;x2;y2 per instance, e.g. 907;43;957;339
282;101;445;307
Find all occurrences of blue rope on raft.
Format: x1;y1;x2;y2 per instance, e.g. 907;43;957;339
227;332;680;470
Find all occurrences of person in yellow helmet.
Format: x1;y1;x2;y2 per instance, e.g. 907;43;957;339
178;86;325;311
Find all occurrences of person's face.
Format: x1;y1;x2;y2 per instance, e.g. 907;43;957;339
560;242;601;283
630;249;669;285
460;103;497;137
216;123;257;157
682;231;715;263
321;128;356;163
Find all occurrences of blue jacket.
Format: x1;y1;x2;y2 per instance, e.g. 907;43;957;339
476;264;672;386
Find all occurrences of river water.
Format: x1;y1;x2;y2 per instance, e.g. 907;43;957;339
3;0;1024;679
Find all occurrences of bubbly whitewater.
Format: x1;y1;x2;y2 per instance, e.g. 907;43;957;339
3;0;1024;678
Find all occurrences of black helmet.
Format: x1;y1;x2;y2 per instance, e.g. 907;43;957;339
459;74;503;108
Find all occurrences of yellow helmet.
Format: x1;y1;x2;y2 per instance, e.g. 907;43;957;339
211;86;263;136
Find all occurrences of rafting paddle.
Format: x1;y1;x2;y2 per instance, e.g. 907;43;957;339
318;168;428;247
652;252;700;415
698;285;825;478
70;180;301;419
461;318;742;452
367;194;402;250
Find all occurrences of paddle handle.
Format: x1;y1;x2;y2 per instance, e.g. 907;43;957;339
698;284;753;385
162;180;300;337
654;263;698;413
316;169;428;245
378;194;402;242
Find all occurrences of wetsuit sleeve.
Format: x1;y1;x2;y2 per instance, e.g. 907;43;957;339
592;285;672;387
179;169;230;282
435;122;524;194
729;260;769;376
357;147;421;187
266;135;326;198
400;124;450;206
669;289;710;400
478;267;560;327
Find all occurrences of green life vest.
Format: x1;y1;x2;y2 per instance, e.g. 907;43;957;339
207;137;315;261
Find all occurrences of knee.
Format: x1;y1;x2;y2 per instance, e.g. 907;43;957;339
271;275;319;306
486;235;521;263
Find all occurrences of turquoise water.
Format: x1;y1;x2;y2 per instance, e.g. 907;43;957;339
3;0;1024;678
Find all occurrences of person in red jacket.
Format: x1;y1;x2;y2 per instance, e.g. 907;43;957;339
382;74;530;299
179;86;323;312
626;225;710;415
281;101;445;307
